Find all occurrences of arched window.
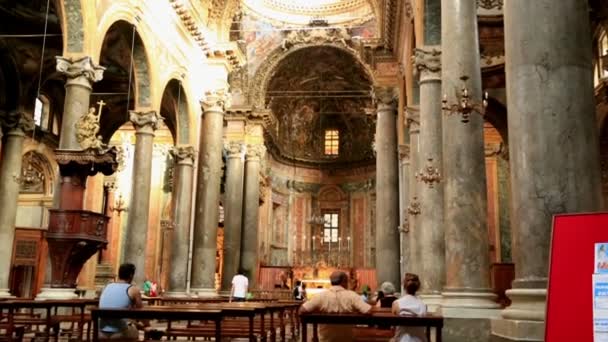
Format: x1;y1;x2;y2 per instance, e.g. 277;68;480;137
595;28;608;87
324;129;339;156
34;95;58;135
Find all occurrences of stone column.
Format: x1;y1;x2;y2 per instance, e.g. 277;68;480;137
398;144;410;280
240;144;265;288
441;0;500;318
414;47;444;311
167;145;195;296
406;109;421;277
221;142;245;292
374;87;400;288
123;111;162;285
491;1;602;340
55;56;104;150
191;90;228;295
0;112;34;297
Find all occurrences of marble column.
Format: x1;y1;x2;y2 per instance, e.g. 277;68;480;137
374;87;401;288
55;56;104;150
441;0;500;316
398;144;410;281
240;144;265;288
0;112;34;297
123;111;162;285
191;90;228;295
167;145;195;296
491;1;602;340
406;109;421;277
221;142;245;292
414;47;444;311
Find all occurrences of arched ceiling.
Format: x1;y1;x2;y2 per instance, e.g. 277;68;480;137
265;46;375;166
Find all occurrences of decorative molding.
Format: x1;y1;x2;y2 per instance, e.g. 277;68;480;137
56;56;105;83
201;89;230;113
477;0;503;10
281;28;352;51
129;111;162;132
413;47;441;82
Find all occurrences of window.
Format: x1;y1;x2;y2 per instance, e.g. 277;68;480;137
324;129;339;156
323;212;339;243
34;95;58;134
595;30;608;87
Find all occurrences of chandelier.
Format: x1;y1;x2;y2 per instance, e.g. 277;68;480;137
442;76;488;123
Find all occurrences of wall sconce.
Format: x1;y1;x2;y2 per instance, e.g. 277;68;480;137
416;157;442;188
407;197;421;216
442;76;488;123
111;193;128;216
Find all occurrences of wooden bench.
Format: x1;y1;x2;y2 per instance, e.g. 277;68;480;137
91;307;223;342
300;311;444;342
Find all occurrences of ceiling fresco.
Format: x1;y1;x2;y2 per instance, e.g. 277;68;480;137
265;46;375;165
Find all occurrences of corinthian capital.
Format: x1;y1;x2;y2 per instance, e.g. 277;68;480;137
201;89;231;113
1;112;34;133
245;144;266;161
56;56;105;84
398;144;410;161
413;47;441;82
373;87;398;112
224;141;245;158
171;145;195;165
129;111;163;133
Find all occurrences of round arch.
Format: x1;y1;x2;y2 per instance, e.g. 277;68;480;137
159;78;191;145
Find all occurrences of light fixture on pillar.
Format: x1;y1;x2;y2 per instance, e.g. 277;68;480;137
442;76;488;123
415;157;441;188
407;196;421;216
111;193;128;216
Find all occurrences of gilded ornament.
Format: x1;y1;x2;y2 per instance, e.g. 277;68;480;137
75;106;104;151
416;158;442;188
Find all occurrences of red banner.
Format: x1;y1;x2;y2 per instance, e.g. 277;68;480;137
546;213;608;341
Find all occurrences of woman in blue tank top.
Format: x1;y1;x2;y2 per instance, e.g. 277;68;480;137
98;263;147;340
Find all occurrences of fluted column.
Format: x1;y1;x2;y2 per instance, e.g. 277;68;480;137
414;47;444;311
374;87;400;288
167;145;195;296
221;142;246;291
191;90;228;295
406;109;421;277
398;144;410;280
240;144;265;288
0;113;34;297
55;56;104;150
491;1;602;340
123;111;162;285
441;0;500;316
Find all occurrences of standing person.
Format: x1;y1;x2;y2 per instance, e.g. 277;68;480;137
392;273;427;342
230;268;249;302
98;263;148;340
300;271;372;342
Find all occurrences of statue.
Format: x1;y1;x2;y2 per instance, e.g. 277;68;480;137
75;101;106;151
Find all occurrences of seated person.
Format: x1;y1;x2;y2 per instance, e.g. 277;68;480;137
392;273;427;342
300;271;372;342
376;282;399;308
99;263;148;341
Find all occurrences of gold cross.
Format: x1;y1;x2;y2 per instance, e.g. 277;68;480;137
96;100;106;116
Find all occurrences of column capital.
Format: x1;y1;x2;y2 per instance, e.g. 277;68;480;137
398;144;410;161
1;112;34;135
224;141;245;159
245;144;266;161
405;107;420;134
56;56;105;88
171;145;196;165
201;89;231;114
129;110;163;134
373;87;398;112
413;47;441;82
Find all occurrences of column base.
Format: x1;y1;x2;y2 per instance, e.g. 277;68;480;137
490;288;546;341
441;291;501;319
36;287;78;300
190;288;218;297
164;291;189;298
0;288;14;298
419;293;442;313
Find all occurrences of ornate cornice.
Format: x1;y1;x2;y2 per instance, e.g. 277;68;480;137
171;145;196;165
413;47;441;82
201;89;230;114
56;56;105;84
129;111;162;132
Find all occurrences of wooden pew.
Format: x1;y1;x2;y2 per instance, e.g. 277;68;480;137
91;307;223;342
300;311;444;342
